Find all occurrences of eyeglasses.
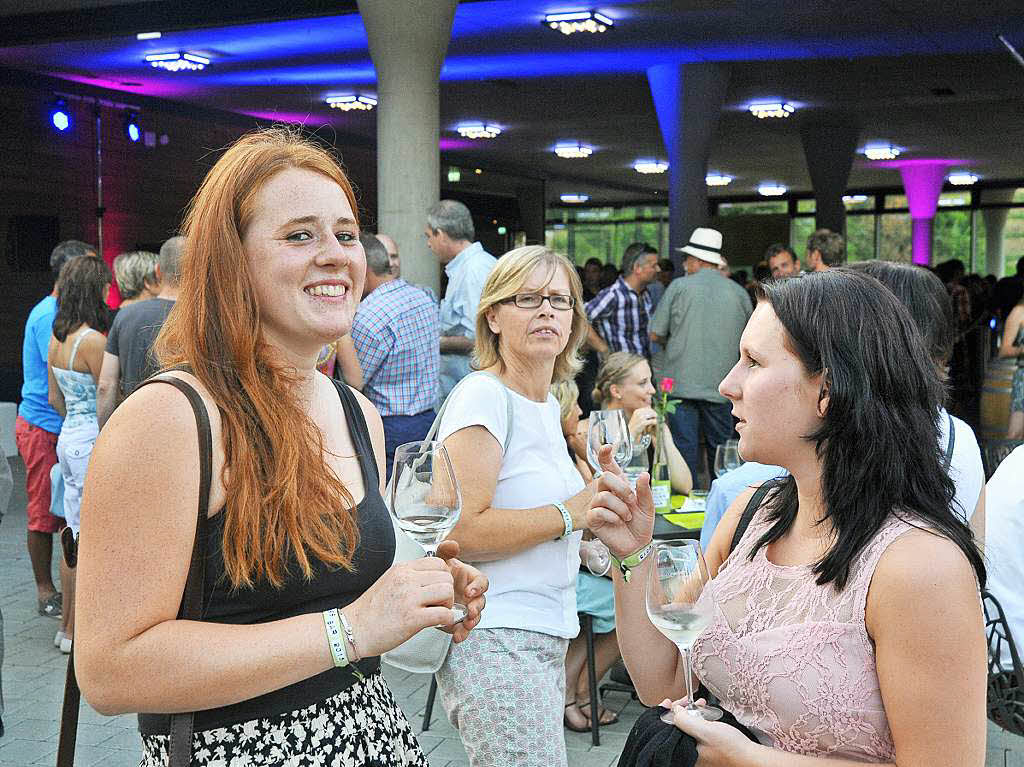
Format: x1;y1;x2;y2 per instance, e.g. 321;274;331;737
500;292;575;311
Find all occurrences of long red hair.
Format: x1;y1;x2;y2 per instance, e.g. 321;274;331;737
156;128;361;590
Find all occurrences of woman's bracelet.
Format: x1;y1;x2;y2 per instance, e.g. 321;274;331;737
339;611;361;662
323;608;365;680
554;501;574;539
608;540;655;583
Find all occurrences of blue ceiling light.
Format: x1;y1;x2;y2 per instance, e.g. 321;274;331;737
145;52;210;72
50;100;71;132
124;112;141;142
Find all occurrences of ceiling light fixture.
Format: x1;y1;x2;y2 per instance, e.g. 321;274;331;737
145;52;210;71
705;173;734;186
757;182;788;197
447;167;461;183
554;141;593;158
748;102;795;119
947;171;979;186
50;99;71;132
544;11;613;35
633;158;668;174
842;194;868;204
456;122;501;139
325;94;377;111
136;31;162;40
862;142;902;160
560;193;590;203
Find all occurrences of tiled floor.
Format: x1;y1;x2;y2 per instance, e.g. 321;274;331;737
1;455;1020;766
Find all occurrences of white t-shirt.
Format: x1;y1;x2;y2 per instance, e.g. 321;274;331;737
438;374;584;638
984;445;1024;670
937;408;984;522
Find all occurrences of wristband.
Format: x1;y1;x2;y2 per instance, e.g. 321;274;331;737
322;608;349;668
554;501;573;539
608;541;654;583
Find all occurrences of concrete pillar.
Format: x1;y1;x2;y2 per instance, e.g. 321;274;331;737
891;159;955;266
358;0;457;295
983;188;1017;276
799;115;859;235
647;63;729;264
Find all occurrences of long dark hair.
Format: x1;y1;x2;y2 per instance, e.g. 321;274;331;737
53;256;112;342
751;270;985;590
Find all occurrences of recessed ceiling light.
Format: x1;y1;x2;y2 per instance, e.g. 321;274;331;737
706;173;733;186
748;102;795;119
136;31;162;40
456;122;501;139
554;141;593;158
544;11;613;35
145;52;209;71
447;167;461;183
560;194;590;203
325;94;377;111
842;194;869;204
633;159;668;174
757;182;788;196
862;142;902;160
947;171;979;186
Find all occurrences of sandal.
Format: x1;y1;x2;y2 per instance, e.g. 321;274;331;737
38;593;62;619
578;699;619;727
563;701;591;733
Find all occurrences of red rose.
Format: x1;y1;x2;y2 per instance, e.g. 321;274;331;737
660;377;674;393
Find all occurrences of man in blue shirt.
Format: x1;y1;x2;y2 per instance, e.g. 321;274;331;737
700;461;787;551
15;240;95;618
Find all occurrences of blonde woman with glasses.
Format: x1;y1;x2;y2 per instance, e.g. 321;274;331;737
436;246;598;767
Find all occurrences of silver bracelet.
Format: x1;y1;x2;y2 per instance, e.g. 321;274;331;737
338;611;360;662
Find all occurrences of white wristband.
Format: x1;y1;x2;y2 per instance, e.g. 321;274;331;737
322;608;349;668
554;501;573;539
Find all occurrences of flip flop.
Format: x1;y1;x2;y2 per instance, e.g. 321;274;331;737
563;701;591;733
579;699;620;727
38;593;62;618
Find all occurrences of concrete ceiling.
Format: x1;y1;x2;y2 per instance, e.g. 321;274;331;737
0;0;1022;205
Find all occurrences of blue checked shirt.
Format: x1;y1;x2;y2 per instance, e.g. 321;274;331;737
350;279;441;417
585;277;653;357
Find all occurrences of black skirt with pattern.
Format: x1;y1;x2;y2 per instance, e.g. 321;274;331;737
139;672;428;767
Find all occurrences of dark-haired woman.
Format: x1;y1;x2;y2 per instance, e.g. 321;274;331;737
588;269;986;765
46;255;112;652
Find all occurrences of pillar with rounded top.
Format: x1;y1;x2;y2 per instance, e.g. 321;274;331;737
877;159;956;266
646;63;729;260
799;115;859;236
358;0;457;295
983;189;1017;276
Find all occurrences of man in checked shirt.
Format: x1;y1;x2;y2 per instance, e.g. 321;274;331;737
350;233;441;480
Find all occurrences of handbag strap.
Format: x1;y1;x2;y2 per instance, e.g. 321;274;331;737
728;477;787;556
57;373;213;767
943;412;956;472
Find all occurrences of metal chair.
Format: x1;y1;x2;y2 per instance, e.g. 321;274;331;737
982;589;1024;736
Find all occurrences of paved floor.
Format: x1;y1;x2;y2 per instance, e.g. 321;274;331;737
0;455;1021;766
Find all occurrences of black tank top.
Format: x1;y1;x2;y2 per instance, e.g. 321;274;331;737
139;380;395;734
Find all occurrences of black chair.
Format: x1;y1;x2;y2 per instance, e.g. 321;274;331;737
982;589;1024;736
422;676;439;732
981;439;1023;479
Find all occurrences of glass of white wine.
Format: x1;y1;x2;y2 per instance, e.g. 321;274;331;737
645;539;722;722
587;409;633;472
724;439;742;472
390;440;466;625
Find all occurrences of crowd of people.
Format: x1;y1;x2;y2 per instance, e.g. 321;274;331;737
9;126;1022;766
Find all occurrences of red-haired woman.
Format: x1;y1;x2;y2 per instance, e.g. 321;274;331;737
75;129;487;766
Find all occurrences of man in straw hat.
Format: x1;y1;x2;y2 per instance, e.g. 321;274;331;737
650;227;752;477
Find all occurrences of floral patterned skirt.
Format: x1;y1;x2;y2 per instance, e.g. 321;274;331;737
140;672;427;767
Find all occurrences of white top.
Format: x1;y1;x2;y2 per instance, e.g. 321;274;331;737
438;374;585;638
984;445;1024;670
937;408;984;522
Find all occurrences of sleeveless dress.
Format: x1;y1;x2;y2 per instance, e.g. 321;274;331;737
1012;325;1024;413
690;500;919;762
52;328;99;538
139;380;427;767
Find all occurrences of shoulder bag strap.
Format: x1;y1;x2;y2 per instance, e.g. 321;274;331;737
425;371;514;453
728;477;786;557
57;374;213;767
943;412;956;472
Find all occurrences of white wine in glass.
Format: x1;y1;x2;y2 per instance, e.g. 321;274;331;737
645;540;722;722
390;441;467;625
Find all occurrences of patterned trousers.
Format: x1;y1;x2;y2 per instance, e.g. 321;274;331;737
436;628;570;767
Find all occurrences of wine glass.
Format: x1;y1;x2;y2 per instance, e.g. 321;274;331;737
587;409;633;472
390;441;466;625
581;539;611;577
713;444;731;478
645;540;722;723
724;439;742;472
623;439;650;489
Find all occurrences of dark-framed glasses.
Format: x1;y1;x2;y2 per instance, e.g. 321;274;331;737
501;293;575;311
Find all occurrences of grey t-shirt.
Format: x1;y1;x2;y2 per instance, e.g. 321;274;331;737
650;269;752;403
105;298;175;396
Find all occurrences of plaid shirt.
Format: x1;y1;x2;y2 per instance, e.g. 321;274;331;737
585;277;652;356
350;279;440;417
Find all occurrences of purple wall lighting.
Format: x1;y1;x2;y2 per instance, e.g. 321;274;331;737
875;158;959;266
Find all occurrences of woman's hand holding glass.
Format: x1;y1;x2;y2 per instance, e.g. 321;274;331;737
585;444;655;560
434;540;488;642
628;406;659;445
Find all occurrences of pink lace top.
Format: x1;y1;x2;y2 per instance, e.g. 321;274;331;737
690;501;918;762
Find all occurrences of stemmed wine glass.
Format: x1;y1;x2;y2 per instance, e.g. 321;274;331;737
587;409;633;473
645;540;722;723
390;440;466;625
713;442;741;478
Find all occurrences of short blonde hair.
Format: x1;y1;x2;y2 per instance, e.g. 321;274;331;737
473;246;587;383
550;379;580;424
112;250;159;300
593;351;646;408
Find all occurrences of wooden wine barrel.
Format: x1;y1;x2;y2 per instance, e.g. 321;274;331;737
979;358;1017;441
